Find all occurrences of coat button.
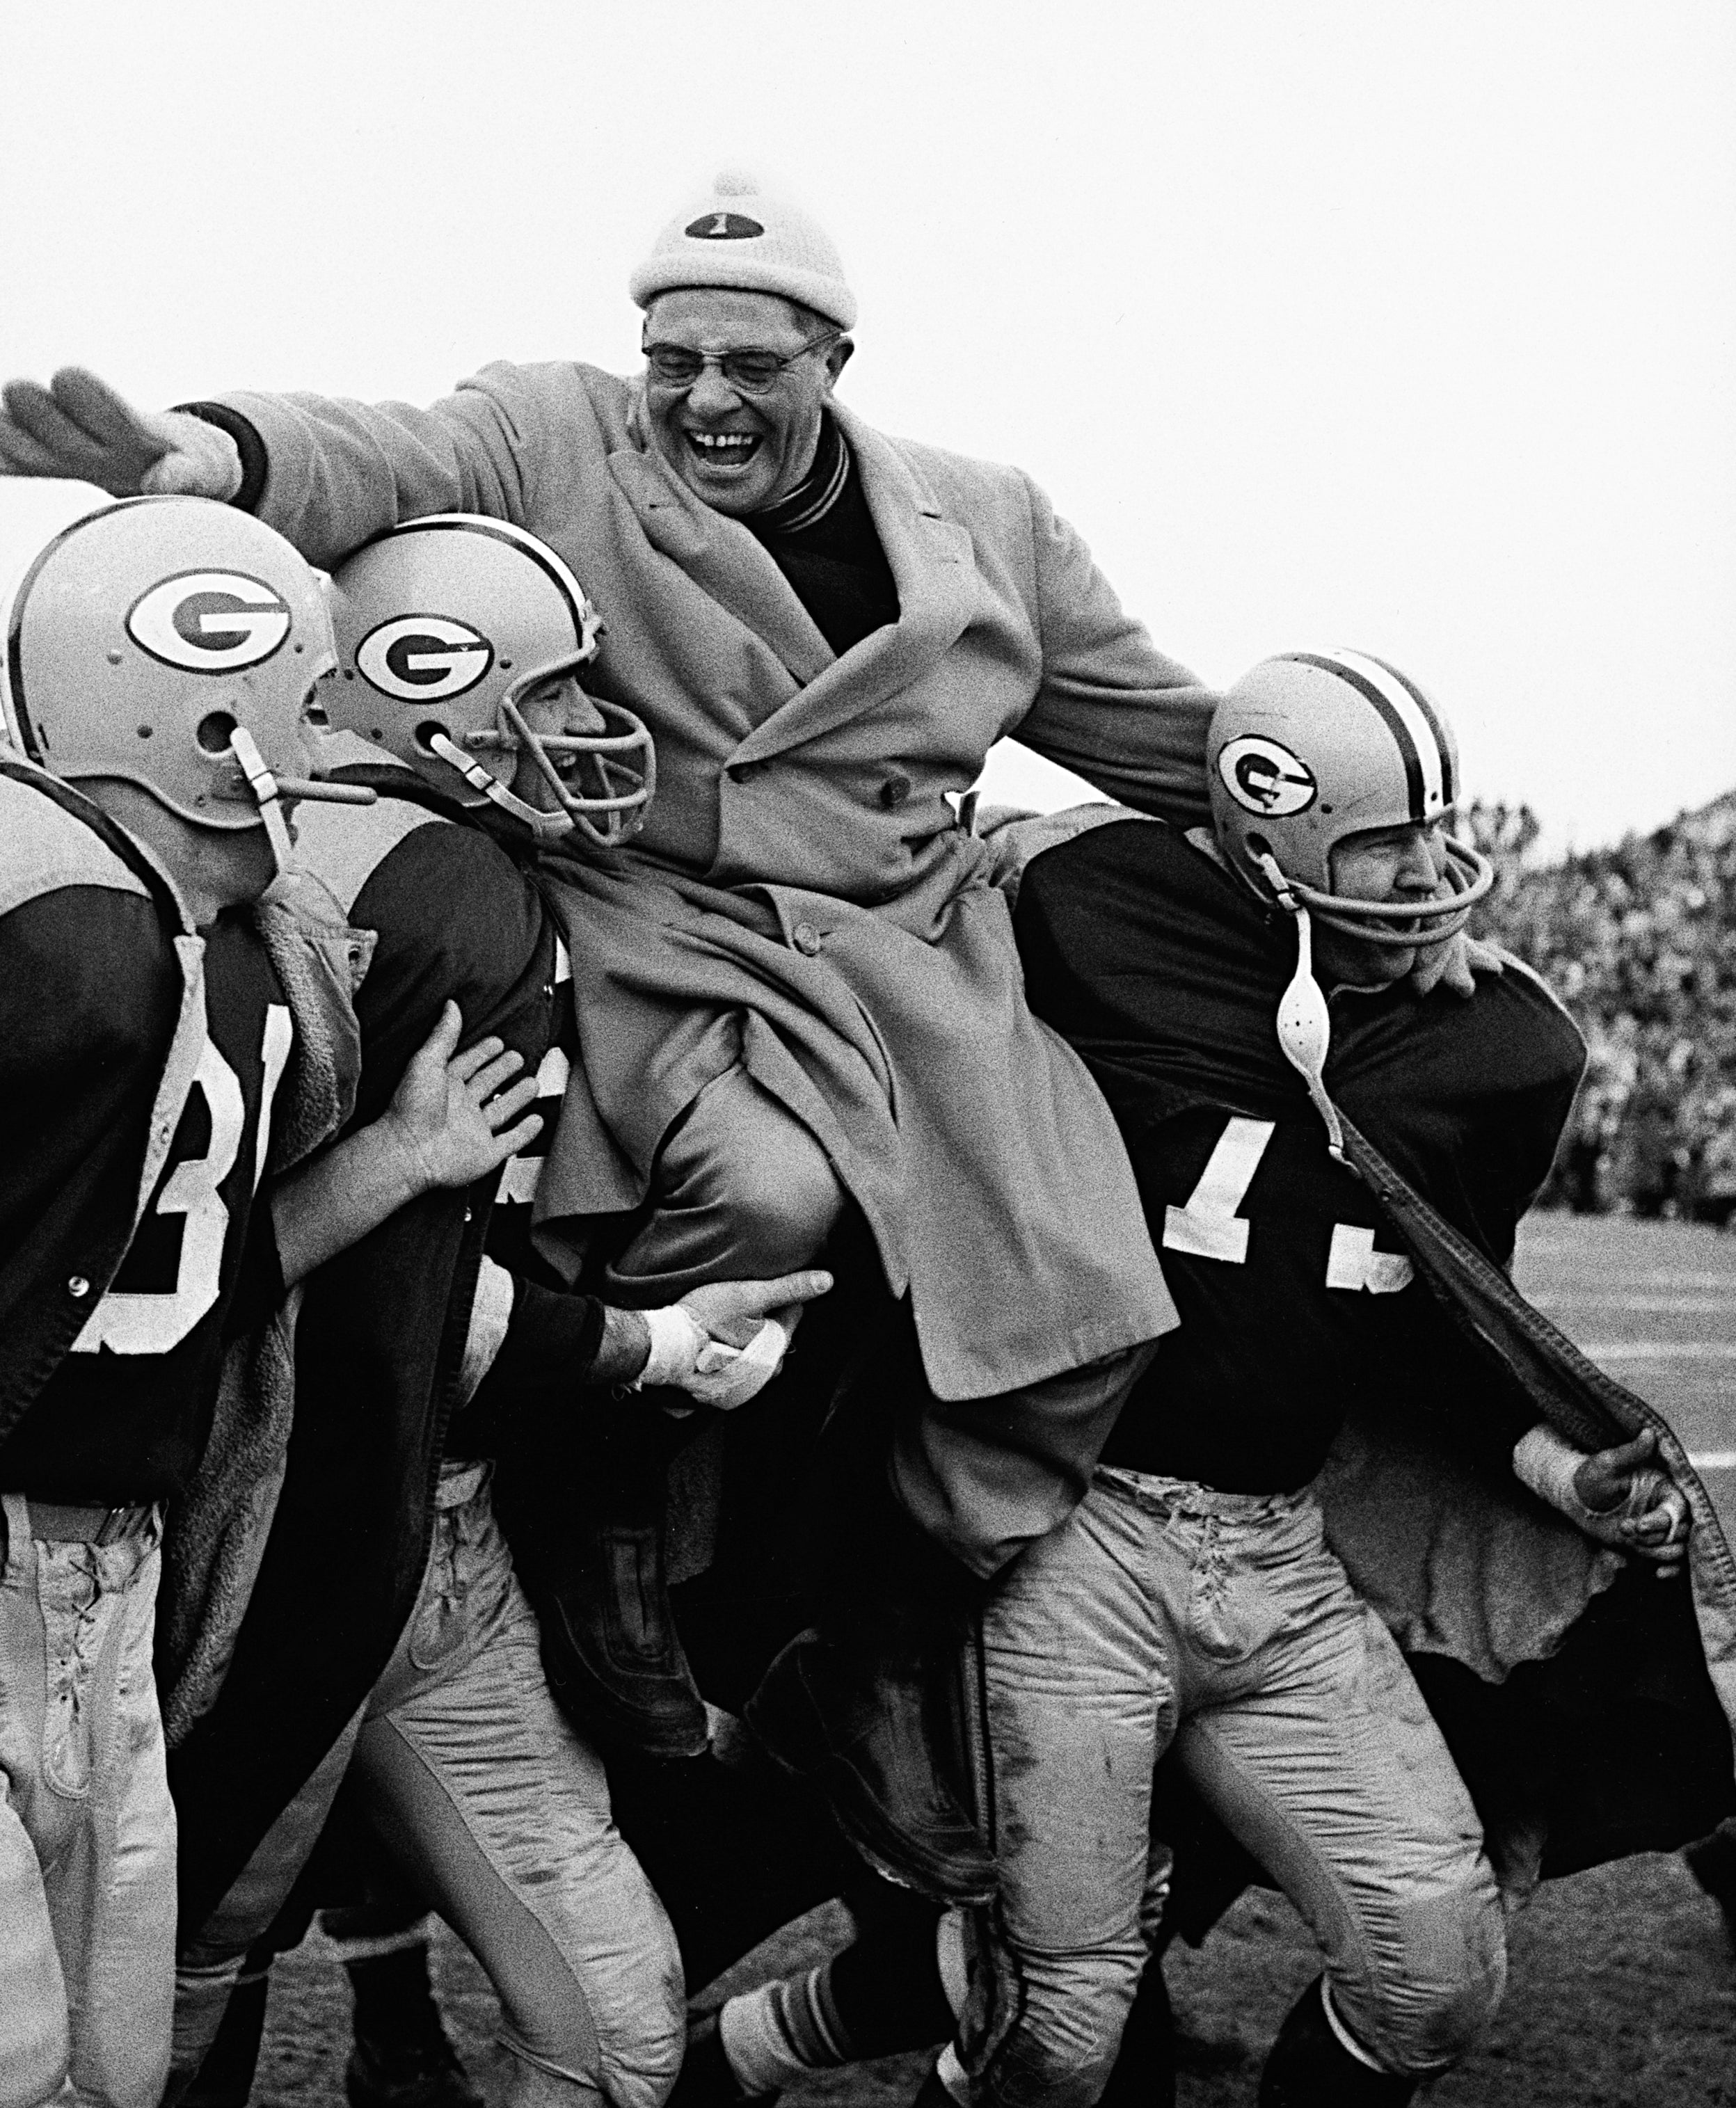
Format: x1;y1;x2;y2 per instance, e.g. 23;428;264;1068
67;1276;90;1299
879;772;913;808
792;923;824;957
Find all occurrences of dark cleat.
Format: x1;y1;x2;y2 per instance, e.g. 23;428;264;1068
534;1512;712;1760
745;1628;997;1906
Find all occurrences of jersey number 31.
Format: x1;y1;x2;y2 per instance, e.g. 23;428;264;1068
71;1007;294;1357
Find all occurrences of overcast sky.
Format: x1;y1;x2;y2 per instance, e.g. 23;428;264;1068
3;0;1731;850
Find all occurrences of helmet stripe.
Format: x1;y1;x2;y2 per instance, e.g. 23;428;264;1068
1282;650;1442;820
386;516;594;642
2;506;116;762
1332;650;1449;812
1362;651;1455;804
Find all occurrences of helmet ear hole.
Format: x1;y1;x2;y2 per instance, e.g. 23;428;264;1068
1246;831;1273;861
196;710;239;753
415;720;448;752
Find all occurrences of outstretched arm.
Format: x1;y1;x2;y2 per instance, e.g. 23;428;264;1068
0;369;242;497
1;361;535;573
272;1000;541;1286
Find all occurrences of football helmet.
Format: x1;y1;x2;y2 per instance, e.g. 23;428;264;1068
326;516;655;846
1208;648;1492;949
1;495;371;877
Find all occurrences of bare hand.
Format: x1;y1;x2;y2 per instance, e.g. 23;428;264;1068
0;367;242;497
679;1269;834;1349
1410;930;1507;1000
1573;1428;1691;1576
381;1001;543;1195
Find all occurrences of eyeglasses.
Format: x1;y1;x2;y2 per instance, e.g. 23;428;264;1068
641;330;841;396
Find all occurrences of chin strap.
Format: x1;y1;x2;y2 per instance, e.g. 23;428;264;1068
228;724;378;879
424;730;570;839
227;726;296;876
1259;852;1350;1167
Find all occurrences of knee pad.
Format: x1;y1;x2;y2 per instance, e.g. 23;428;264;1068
1332;1878;1507;2076
970;1954;1141;2108
593;1929;685;2108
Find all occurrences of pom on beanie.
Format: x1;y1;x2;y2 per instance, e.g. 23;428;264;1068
629;170;857;330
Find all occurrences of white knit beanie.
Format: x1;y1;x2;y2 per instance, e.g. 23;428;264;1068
628;170;857;330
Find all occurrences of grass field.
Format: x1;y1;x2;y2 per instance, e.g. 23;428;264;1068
256;1213;1736;2107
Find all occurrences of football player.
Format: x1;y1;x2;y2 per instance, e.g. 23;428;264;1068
164;515;831;2108
0;495;545;2108
947;650;1712;2108
675;653;1734;2108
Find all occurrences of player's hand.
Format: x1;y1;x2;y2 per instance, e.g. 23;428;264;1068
1409;930;1506;1000
381;1001;543;1195
1573;1429;1691;1576
0;367;243;498
678;1269;834;1349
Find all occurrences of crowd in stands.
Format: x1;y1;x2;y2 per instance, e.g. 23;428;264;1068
1465;790;1736;1224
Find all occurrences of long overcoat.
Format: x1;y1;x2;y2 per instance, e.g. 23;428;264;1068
227;364;1216;1399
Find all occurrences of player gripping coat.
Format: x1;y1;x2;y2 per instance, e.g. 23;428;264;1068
164;515;831;2108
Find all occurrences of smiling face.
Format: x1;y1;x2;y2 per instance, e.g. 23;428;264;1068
1318;817;1451;986
508;670;608;813
641;287;852;516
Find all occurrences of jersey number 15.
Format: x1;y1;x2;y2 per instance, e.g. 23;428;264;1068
1162;1115;1413;1295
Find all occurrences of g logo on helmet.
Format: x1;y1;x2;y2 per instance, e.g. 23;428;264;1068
127;571;293;673
1217;735;1318;817
356;616;495;703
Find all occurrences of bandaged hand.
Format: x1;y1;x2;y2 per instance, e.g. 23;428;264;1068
634;1269;833;1412
1513;1423;1690;1577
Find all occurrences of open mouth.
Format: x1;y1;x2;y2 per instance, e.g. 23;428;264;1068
685;431;762;472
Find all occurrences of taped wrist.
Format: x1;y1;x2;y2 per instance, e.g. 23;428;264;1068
635;1304;709;1387
634;1308;792;1410
1512;1423;1608;1530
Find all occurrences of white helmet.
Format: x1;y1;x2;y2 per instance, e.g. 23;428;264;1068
326;516;655;847
1208;648;1492;949
1;495;369;877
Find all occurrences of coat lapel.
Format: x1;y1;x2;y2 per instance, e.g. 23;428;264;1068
607;400;977;761
731;408;977;766
607;426;835;687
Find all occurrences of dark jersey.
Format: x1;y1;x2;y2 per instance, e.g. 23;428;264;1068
3;912;291;1503
1014;818;1584;1493
485;932;573;1286
172;780;565;1935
